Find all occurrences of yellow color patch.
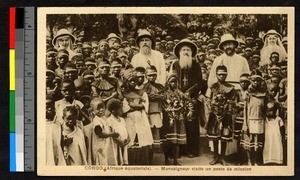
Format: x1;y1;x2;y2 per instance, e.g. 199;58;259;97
9;49;15;90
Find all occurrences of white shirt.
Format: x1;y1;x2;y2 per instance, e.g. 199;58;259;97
208;53;250;88
131;50;166;85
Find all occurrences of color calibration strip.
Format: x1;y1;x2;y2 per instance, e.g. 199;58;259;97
9;7;16;172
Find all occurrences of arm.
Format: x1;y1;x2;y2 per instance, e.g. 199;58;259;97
94;125;119;138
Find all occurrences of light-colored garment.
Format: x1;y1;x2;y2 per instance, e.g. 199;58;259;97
247;95;266;134
260;45;287;66
131;50;166;85
208;53;250;88
123;92;154;147
54;99;84;124
263;117;284;164
90;116;118;165
107;115;129;165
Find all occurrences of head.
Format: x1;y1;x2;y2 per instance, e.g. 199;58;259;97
56;50;69;68
270;52;280;64
57;35;72;50
85;58;96;71
270;75;282;86
46;70;56;86
252;54;261;64
266;100;278;118
46;48;57;66
167;75;179;90
79;95;92;110
46;95;55;120
266;34;278;46
146;66;158;83
98;60;111;77
107;98;123;117
64;63;78;81
90;98;106;117
269;64;281;76
251;75;263;89
216;65;228;83
74;59;85;75
111;58;123;76
135;67;146;86
222;41;236;56
74;79;85;100
61;79;76;101
139;37;152;55
82;70;95;85
267;83;279;99
63;106;79;129
98;40;109;51
280;61;287;78
179;45;193;70
82;43;92;57
239;73;251;90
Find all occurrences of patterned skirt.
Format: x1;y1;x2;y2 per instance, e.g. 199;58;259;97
241;133;264;151
206;113;233;141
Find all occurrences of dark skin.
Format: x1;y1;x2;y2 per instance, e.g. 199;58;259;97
46;99;55;120
266;102;285;141
146;73;164;100
127;79;145;111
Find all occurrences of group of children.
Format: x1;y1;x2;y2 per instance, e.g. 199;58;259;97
46;28;288;166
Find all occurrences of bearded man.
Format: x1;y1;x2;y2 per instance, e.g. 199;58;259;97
208;34;250;89
131;30;166;85
169;39;203;158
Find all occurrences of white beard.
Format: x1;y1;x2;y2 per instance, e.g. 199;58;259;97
141;46;151;55
179;56;192;70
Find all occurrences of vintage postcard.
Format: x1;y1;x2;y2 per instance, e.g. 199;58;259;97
37;7;294;176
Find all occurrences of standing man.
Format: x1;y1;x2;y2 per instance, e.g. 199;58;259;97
169;39;203;158
131;30;166;85
208;34;250;89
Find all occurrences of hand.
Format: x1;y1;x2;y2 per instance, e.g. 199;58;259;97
63;137;73;146
112;132;120;138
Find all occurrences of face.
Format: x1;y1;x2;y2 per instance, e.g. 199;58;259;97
139;38;152;49
169;79;177;89
136;72;145;85
63;110;77;128
46;99;55;119
270;68;280;76
108;38;120;48
82;47;92;56
75;48;82;54
240;80;250;90
112;65;122;75
266;103;276;117
57;36;71;49
92;46;98;53
223;42;235;56
46;73;55;85
147;73;157;83
46;53;57;65
268;85;278;98
252;79;261;88
252;57;260;64
99;42;109;51
98;65;110;76
95;53;104;62
92;101;106;117
83;76;94;85
57;54;69;68
75;61;85;72
179;46;192;59
270;54;279;64
65;68;78;81
86;64;96;71
267;35;278;46
61;82;75;100
281;68;287;77
112;108;123;117
128;78;137;89
216;70;227;82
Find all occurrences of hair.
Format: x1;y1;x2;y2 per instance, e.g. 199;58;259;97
64;62;77;71
71;54;84;63
63;106;79;118
107;98;123;112
61;79;75;89
135;66;146;73
266;99;280;111
111;58;123;65
270;51;280;57
216;65;227;72
90;97;105;110
57;49;69;56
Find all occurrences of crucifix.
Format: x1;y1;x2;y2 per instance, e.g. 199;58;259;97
182;74;188;86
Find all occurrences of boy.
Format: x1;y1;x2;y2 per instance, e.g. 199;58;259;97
206;65;235;166
46;48;58;71
135;66;146;89
64;63;78;81
144;66;165;151
55;49;69;78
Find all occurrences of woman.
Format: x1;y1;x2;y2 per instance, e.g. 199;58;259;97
260;29;287;66
52;28;77;60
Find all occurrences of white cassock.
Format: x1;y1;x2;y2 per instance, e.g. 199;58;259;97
208;53;250;89
131;50;166;85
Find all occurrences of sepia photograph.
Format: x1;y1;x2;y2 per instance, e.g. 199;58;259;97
37;7;294;176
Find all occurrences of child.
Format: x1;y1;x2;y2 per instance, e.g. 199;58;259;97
85;57;97;72
81;70;95;96
60;106;87;165
206;65;235;166
55;79;87;126
107;98;130;165
135;66;146;89
89;98;119;165
72;55;85;76
234;73;251;165
263;100;285;164
162;74;187;165
110;58;124;87
64;63;78;81
55;49;69;78
242;73;268;166
46;48;58;71
144;66;165;151
91;60;121;103
122;69;154;165
46;69;61;100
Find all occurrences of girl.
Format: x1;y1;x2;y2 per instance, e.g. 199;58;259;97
107;98;130;165
89;98;119;165
263;100;285;165
122;69;154;165
162;74;187;165
242;73;268;166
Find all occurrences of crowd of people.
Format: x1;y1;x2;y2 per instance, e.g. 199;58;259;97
45;23;288;166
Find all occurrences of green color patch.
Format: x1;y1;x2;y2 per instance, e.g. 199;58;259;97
10;91;15;132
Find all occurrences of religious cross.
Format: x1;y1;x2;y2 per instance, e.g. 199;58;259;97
182;74;188;86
